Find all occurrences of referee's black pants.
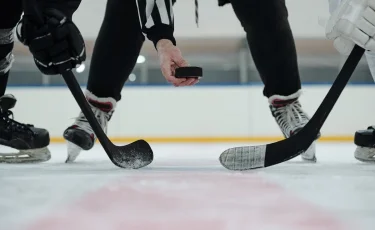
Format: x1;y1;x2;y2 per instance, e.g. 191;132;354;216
230;0;302;98
87;0;145;101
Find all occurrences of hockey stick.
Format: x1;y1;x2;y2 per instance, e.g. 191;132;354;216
22;0;153;169
219;45;365;170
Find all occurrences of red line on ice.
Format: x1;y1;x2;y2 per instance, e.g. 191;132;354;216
26;173;349;230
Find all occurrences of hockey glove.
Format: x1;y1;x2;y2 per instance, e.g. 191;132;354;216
16;8;86;75
326;0;375;55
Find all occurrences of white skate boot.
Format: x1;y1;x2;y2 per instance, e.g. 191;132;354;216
63;91;116;163
354;126;375;162
269;91;320;162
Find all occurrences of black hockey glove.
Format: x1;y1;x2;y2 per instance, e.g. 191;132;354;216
16;8;86;75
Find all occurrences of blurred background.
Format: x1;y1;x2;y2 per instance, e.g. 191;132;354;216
7;0;375;143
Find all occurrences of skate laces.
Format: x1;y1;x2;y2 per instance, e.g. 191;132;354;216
73;106;111;136
272;101;309;137
0;109;33;134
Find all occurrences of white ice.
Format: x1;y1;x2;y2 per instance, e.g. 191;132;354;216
0;143;374;230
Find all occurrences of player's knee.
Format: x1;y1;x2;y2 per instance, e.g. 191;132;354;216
0;28;15;75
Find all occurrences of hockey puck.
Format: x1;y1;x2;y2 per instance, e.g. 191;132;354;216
175;67;203;78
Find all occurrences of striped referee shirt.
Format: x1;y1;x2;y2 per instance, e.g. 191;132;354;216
135;0;176;47
45;0;176;47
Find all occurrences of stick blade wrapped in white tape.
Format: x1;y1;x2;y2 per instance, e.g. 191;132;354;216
219;145;266;171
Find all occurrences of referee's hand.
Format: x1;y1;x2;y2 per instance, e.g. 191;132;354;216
156;39;199;87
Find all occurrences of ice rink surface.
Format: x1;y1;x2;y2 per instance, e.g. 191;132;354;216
0;142;374;230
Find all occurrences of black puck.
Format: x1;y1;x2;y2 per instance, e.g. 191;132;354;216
175;66;203;78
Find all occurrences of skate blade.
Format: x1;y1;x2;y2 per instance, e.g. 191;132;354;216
354;147;375;163
65;142;82;163
301;141;317;163
301;155;317;163
0;147;51;163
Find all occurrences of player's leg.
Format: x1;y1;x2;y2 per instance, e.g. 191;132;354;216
352;51;375;162
354;125;375;162
0;0;50;163
328;0;375;162
63;0;145;162
229;0;319;161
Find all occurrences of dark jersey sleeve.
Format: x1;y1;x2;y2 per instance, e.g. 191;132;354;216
137;0;176;48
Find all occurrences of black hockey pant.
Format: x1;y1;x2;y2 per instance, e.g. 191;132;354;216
0;0;23;94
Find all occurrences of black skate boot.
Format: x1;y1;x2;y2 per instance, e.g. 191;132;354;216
0;94;50;163
269;91;321;162
63;91;116;163
354;126;375;162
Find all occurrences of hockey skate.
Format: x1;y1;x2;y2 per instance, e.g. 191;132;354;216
63;91;116;163
354;126;375;163
0;94;50;163
269;92;320;162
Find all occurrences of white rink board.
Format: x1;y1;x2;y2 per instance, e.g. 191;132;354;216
6;85;375;139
